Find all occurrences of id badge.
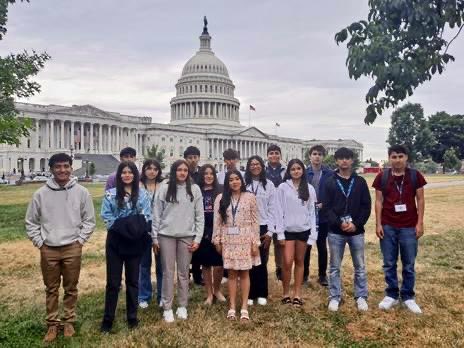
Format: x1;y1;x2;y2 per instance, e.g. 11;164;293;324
227;226;240;235
341;215;352;223
394;204;407;213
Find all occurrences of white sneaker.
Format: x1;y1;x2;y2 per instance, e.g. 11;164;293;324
378;296;399;310
247;299;254;306
403;299;422;314
139;301;149;309
158;299;164;308
163;309;175;323
356;297;368;311
328;299;339;312
176;307;188;320
257;297;267;306
221;277;228;284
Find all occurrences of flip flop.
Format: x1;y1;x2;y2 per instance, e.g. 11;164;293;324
227;309;236;321
281;296;292;305
240;309;250;321
292;298;304;307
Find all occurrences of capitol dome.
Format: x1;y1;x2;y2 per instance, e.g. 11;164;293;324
170;18;241;128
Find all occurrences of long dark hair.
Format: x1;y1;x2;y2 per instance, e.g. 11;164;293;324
219;169;246;224
245;155;267;190
198;164;220;198
115;161;140;209
166;159;194;203
284;158;309;202
140;159;163;188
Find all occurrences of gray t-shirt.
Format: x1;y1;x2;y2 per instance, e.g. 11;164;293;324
310;168;322;198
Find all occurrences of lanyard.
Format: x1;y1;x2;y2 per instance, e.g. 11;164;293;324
336;177;355;214
250;181;259;196
231;195;241;226
393;175;405;203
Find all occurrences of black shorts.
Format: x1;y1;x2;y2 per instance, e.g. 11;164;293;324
284;230;310;242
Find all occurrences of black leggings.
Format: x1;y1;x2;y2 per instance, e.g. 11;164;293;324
304;222;328;279
249;226;270;299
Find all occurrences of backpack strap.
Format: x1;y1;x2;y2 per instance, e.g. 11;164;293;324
380;168;390;195
409;168;417;194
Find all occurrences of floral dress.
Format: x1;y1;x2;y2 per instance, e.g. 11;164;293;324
212;192;261;270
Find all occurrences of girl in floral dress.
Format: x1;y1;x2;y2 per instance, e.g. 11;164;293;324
213;170;260;321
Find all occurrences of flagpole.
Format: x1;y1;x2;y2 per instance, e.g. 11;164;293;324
248;108;251;127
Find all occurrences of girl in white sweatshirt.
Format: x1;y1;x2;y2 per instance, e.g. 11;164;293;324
276;159;317;307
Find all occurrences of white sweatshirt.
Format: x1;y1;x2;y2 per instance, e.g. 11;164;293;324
245;178;279;237
275;179;318;245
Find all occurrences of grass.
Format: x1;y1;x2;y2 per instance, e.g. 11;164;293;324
0;182;463;347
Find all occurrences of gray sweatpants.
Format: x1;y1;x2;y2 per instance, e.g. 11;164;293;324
159;235;194;310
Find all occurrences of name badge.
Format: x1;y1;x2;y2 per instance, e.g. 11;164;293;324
340;215;352;223
227;226;240;235
394;204;407;212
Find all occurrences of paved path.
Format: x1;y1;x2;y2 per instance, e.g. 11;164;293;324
425;180;464;189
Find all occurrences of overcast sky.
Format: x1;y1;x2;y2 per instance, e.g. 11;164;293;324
2;0;463;160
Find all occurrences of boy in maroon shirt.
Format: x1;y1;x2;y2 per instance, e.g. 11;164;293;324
372;145;426;314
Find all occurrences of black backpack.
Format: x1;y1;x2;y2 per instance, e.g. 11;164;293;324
380;168;418;195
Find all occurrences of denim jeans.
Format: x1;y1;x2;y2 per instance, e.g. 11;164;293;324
380;225;418;301
138;241;163;304
328;233;368;301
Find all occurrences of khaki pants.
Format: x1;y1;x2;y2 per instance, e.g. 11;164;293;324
159;235;193;310
40;242;82;326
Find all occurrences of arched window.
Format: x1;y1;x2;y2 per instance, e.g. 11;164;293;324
215;86;218;93
200;85;203;92
195;85;197;92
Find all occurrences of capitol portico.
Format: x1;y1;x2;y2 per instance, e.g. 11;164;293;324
0;19;363;175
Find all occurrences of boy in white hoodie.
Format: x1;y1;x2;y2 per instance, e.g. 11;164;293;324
25;153;96;343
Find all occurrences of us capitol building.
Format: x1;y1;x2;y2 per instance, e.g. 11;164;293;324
0;19;363;175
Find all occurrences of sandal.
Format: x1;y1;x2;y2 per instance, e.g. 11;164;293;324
281;296;292;305
240;309;250;321
292;298;304;307
227;309;236;321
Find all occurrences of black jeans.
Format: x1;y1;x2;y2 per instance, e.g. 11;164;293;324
303;222;329;280
103;241;141;323
249;226;270;299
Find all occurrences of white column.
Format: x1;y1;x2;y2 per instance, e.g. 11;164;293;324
108;126;112;153
89;123;94;153
98;124;103;153
80;122;84;151
44;120;49;149
49;120;55;150
34;119;39;150
70;121;75;150
60;121;64;149
116;127;120;152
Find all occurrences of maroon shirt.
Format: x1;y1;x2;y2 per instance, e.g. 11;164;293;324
372;168;427;228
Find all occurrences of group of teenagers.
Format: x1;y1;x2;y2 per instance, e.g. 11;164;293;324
25;143;426;343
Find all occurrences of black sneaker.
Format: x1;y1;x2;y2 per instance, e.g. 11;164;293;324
100;320;112;333
318;275;328;287
128;319;139;330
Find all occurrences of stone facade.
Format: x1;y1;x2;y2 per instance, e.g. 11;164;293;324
0;21;363;175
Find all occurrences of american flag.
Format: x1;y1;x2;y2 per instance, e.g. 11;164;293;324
275;122;280;127
249;105;256;111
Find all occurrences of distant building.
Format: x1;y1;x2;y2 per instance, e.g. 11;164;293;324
0;19;363;174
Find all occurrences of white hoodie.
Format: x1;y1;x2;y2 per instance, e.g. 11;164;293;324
25;177;96;248
275;179;318;245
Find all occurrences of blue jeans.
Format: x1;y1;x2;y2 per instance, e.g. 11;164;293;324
328;233;368;301
138;241;163;304
380;225;418;301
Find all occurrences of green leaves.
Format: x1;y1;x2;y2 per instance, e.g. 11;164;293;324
1;1;50;145
336;0;464;124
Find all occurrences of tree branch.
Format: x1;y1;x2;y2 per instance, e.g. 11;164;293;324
444;25;464;55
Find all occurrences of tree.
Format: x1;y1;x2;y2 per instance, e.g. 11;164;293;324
443;148;462;172
428;112;464;164
323;155;337;170
365;158;380;167
146;145;166;169
387;103;435;162
414;159;439;174
1;0;50;145
335;1;464;124
89;162;96;176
